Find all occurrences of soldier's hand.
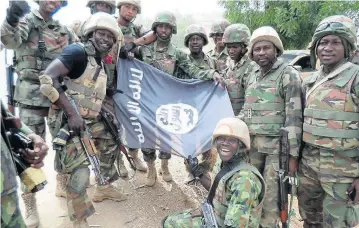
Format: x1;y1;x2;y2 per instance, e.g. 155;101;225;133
6;1;30;26
119;42;137;59
185;156;204;178
23;133;48;169
212;72;225;88
68;113;86;136
347;179;359;204
288;156;298;176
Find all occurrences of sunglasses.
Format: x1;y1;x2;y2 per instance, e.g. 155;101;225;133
315;22;346;32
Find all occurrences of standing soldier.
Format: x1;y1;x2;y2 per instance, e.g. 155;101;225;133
222;23;253;116
1;1;77;227
298;15;359;227
207;20;231;73
39;12;123;227
239;26;303;227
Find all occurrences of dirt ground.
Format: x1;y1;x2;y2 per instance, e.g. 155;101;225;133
18;140;304;228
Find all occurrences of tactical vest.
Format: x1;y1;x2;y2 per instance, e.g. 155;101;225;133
63;44;107;119
212;161;266;227
225;56;251;115
303;64;359;151
243;63;287;136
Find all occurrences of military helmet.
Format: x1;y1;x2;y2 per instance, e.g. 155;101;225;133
152;11;177;34
310;15;357;51
86;0;116;14
35;0;68;7
116;0;141;14
212;117;250;150
209;20;231;37
248;26;284;60
184;24;208;47
83;12;121;42
223;23;251;46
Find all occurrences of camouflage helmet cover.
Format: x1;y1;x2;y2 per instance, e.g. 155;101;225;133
310;15;357;51
86;0;116;14
209;19;231;37
35;0;68;7
248;26;284;60
152;11;177;34
116;0;141;14
213;117;251;150
223;23;251;46
83;12;121;42
184;24;208;47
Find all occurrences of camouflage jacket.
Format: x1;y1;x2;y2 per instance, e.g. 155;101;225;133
239;58;303;157
207;47;229;73
224;54;253;115
1;9;78;107
1;101;33;196
188;52;218;70
119;22;147;43
211;158;265;227
140;41;216;80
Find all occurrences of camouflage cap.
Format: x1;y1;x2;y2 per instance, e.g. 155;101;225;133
209;20;231;37
34;0;68;7
184;24;208;47
213;117;250;150
310;15;357;51
116;0;141;14
87;0;116;14
83;12;121;42
223;23;251;46
152;11;177;34
248;26;284;60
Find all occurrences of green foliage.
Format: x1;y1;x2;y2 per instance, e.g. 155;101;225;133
220;0;359;49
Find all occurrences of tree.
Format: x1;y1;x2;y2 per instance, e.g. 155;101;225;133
220;0;359;49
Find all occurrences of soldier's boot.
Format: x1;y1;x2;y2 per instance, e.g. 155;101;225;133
55;173;68;198
159;159;173;182
117;154;129;177
73;220;89;228
128;149;147;172
22;192;40;228
92;184;127;202
145;161;157;186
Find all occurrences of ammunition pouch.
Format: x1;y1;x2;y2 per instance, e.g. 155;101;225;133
48;105;65;139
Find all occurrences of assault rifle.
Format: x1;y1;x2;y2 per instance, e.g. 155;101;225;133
5;49;15;114
201;200;218;228
100;110;136;171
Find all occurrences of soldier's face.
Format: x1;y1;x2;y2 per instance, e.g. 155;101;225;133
156;24;172;40
188;35;204;54
93;29;115;53
227;43;245;62
120;4;138;21
252;41;276;67
212;33;224;48
40;0;62;13
316;35;345;67
94;2;113;14
216;136;239;162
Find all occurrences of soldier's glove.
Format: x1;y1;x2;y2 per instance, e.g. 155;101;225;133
186;156;204;179
119;42;137;59
6;1;30;26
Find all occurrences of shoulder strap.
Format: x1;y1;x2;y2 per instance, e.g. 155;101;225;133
207;165;231;205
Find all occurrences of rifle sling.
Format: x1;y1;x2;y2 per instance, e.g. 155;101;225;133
207;164;231;205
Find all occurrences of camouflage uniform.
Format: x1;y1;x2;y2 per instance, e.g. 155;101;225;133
163;118;265;228
207;20;231;73
222;24;253;116
1;101;33;228
239;26;303;227
298;15;359;228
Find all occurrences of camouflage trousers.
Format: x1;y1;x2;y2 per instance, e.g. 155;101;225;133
298;145;359;228
162;209;203;228
1;191;26;228
142;148;171;162
250;151;280;228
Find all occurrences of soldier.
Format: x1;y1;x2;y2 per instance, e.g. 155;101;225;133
1;101;49;228
1;1;77;227
207;20;231;72
162;117;265;227
120;11;223;187
239;26;303;227
39;12;123;227
298;15;359;227
222;23;253;116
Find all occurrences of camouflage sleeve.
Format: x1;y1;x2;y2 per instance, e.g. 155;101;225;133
3;109;33;135
1;18;30;49
280;67;303;157
176;51;216;80
352;73;359;105
224;170;262;227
